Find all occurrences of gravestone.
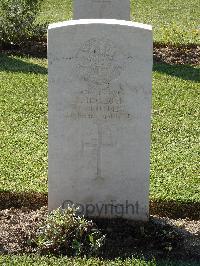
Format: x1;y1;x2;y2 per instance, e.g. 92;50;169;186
48;1;153;221
74;0;130;20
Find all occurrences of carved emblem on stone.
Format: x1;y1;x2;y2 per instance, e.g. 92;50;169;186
75;38;126;85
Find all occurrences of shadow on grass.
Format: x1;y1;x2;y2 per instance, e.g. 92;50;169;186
153;63;200;82
0;191;199;219
150;200;200;220
0;54;47;74
1;51;199;82
0;191;48;210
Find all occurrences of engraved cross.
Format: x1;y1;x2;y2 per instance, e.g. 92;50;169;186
83;123;113;180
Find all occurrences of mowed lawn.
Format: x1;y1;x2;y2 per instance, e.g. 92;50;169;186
37;0;200;45
1;255;200;266
0;55;199;203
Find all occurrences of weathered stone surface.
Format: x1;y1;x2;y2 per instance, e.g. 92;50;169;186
73;0;130;20
48;20;152;220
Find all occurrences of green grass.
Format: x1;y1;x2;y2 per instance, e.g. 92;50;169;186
38;0;72;25
37;0;200;45
0;54;199;203
151;64;200;203
132;0;200;45
0;55;48;193
1;255;200;266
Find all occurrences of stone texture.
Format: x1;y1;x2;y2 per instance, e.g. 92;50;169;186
48;19;152;221
73;0;130;20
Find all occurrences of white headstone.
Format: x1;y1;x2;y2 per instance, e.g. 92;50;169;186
73;0;130;20
48;19;152;221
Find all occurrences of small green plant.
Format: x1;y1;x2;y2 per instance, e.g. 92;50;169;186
0;0;46;47
35;206;105;256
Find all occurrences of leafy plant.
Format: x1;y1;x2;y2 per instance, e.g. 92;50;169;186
0;0;46;47
35;206;105;256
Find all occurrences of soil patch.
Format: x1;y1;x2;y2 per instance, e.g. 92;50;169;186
153;43;200;65
0;207;199;261
1;42;199;66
